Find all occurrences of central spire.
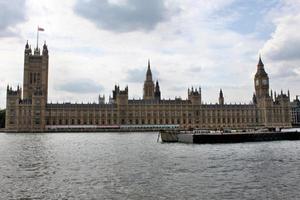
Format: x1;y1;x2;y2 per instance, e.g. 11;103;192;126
146;59;152;81
148;59;150;69
143;59;155;100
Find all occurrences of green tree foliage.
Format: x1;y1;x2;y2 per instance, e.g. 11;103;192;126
0;109;5;128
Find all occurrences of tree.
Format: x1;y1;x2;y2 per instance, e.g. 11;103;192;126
0;109;5;128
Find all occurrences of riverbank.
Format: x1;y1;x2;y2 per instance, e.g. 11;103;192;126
2;129;161;133
2;126;300;133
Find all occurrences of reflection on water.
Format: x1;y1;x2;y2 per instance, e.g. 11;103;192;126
0;132;300;199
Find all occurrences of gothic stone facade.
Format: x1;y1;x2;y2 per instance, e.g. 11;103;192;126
5;42;292;132
291;97;300;126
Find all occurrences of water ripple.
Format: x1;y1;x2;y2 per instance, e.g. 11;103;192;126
0;133;300;199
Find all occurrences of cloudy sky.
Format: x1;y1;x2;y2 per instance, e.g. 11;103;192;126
0;0;299;107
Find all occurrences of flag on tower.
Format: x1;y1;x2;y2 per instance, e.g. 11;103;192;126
38;27;45;31
36;26;45;48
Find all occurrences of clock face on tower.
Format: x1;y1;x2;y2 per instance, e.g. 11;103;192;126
262;79;268;85
255;79;259;86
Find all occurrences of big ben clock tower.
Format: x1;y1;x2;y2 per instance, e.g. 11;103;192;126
254;55;269;99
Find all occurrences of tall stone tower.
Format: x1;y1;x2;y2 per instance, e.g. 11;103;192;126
6;41;49;132
254;55;272;126
253;55;291;128
254;55;269;99
143;60;155;100
23;41;49;101
25;42;49;131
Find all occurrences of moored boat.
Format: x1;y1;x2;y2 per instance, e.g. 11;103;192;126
160;129;300;144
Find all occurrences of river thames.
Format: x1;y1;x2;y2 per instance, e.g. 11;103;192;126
0;132;299;199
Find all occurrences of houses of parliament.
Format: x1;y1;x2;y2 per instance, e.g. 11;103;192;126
5;41;292;132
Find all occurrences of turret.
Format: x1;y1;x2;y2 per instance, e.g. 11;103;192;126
154;80;161;100
219;89;224;105
271;90;273;101
188;86;201;105
42;41;48;56
98;94;105;104
112;85;120;100
24;40;32;55
253;93;257;104
6;85;22;97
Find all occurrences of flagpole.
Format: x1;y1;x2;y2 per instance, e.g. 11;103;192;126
37;26;39;49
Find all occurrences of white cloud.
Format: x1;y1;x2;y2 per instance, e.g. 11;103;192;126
260;0;300;96
74;0;178;32
262;14;300;61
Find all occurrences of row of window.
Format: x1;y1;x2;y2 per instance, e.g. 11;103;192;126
48;109;257;116
47;111;257;119
46;117;259;126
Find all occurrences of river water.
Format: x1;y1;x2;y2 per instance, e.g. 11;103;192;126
0;132;299;200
